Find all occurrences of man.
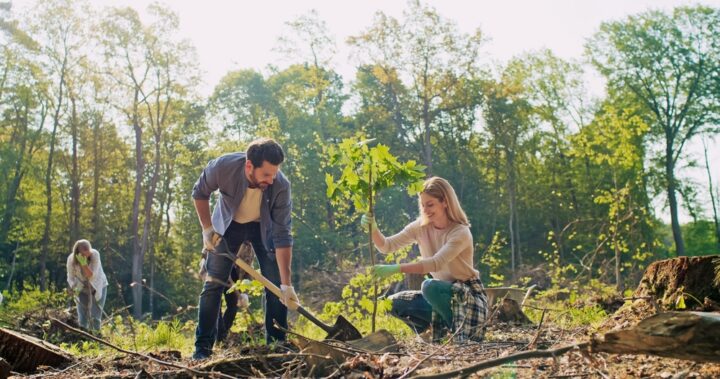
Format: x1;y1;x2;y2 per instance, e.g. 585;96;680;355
191;138;299;360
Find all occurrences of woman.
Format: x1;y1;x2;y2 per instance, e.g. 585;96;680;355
362;177;488;342
66;239;108;331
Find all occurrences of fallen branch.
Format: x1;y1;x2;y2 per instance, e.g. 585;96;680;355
413;342;590;379
49;317;235;379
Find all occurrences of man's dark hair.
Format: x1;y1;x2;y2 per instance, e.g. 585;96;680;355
247;138;285;167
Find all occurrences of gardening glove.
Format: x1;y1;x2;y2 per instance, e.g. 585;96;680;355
371;264;400;279
76;255;88;266
202;226;217;251
238;293;250;309
280;284;300;311
360;213;377;230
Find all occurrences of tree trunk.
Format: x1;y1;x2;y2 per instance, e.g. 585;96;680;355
40;58;67;291
91;114;101;239
423;99;432;176
4;242;18;290
507;149;519;276
702;139;720;249
613;176;624;293
69;95;80;244
422;62;432;176
131;97;144;319
666;141;686;256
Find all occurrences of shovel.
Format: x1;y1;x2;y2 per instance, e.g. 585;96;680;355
233;257;363;341
209;234;363;341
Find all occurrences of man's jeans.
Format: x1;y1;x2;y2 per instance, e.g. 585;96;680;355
216;267;240;342
195;222;287;355
77;286;107;331
389;279;452;333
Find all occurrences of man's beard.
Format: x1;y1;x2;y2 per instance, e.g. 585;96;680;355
248;170;268;190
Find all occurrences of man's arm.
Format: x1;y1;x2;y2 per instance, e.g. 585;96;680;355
275;246;292;286
194;199;213;230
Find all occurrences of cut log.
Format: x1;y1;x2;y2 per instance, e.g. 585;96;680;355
0;327;73;373
593;311;720;362
634;255;720;310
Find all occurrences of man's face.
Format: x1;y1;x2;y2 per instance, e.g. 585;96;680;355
245;160;279;190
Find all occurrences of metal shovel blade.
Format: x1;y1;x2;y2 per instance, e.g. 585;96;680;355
325;314;362;341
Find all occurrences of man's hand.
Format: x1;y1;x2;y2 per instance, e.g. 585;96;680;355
371;264;401;279
280;285;300;311
76;255;88;266
360;213;377;229
202;226;217;251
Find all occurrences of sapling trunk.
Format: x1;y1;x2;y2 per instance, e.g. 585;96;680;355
369;157;377;333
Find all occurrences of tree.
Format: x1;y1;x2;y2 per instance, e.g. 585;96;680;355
27;0;90;290
348;0;485;175
481;74;534;277
587;6;720;256
325;134;425;332
98;4;199;317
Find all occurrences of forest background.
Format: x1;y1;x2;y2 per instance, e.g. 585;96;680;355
0;0;719;325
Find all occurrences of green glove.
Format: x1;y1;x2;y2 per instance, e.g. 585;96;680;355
76;255;88;266
371;264;400;279
360;213;377;229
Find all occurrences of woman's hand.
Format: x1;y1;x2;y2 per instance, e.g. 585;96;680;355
371;264;400;278
360;213;377;229
76;255;88;266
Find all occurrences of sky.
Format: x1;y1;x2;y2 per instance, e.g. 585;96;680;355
13;0;720;223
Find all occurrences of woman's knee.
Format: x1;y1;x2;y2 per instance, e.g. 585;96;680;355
421;279;440;298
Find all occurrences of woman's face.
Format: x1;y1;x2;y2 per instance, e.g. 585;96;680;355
77;246;91;258
420;192;447;224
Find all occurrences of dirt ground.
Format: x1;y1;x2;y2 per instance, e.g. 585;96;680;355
7;306;720;379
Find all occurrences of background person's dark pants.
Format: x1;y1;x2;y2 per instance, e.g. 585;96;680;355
195;222;287;355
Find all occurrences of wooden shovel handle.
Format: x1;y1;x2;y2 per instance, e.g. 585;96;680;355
233;258;283;299
233;257;334;334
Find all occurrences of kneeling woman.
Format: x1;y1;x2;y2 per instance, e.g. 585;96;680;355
362;177;488;342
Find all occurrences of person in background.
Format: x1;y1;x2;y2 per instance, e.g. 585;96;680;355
361;176;488;343
66;239;109;332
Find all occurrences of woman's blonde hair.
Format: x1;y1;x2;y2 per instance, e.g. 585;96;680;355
418;177;469;226
72;239;92;255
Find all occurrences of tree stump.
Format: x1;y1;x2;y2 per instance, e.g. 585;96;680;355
489;298;531;324
633;255;720;310
0;327;73;373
